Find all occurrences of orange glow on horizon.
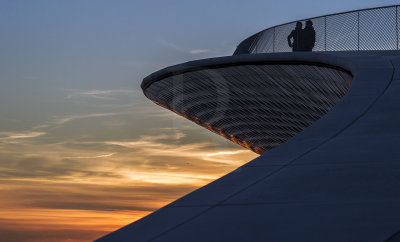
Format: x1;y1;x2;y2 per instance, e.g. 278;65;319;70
0;130;258;241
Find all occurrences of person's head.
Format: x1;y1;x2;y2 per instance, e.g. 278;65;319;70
306;20;313;28
295;21;302;29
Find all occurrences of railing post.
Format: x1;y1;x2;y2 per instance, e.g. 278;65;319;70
273;27;275;53
357;11;360;51
324;16;327;51
397;6;399;50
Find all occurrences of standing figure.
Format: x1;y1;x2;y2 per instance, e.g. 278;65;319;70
303;20;316;51
287;22;303;52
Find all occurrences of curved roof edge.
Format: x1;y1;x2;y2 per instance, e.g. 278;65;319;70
141;52;355;91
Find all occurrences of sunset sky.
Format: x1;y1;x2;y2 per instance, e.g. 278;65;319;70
0;0;397;241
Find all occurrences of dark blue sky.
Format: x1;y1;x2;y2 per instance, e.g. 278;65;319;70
2;0;398;90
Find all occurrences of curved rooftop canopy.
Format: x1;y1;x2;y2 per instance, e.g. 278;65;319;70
142;56;352;154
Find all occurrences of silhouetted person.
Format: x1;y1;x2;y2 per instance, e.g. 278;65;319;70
302;20;315;51
287;22;303;52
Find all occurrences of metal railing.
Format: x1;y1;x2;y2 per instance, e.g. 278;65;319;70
234;5;400;55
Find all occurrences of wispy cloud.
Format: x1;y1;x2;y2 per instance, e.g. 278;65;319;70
102;130;254;166
104;133;188;150
119;60;149;66
159;40;183;51
52;112;125;125
0;131;46;142
121;170;217;184
133;108;177;118
66;89;138;100
159;40;210;55
63;153;116;159
0;131;46;139
188;49;210;54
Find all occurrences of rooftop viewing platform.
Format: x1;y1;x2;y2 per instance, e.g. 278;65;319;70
234;5;400;54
